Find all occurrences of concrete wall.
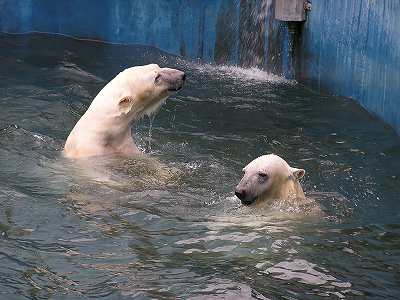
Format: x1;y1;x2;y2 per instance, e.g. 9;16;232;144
0;0;290;74
299;0;400;134
0;0;399;134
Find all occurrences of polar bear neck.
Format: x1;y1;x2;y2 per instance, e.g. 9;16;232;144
81;108;137;146
66;91;167;158
64;104;139;158
256;178;305;208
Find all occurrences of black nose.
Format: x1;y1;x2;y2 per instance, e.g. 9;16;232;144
235;189;246;200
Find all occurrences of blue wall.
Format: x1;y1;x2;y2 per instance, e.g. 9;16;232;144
0;0;399;134
0;0;290;73
299;0;400;134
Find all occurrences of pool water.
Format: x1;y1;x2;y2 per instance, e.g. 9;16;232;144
1;33;400;299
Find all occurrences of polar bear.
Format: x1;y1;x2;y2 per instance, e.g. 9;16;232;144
235;154;306;208
64;64;185;159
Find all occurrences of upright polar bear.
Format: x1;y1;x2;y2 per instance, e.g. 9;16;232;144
64;64;185;159
235;154;306;207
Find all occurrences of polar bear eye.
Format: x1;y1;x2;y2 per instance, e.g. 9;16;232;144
154;73;162;84
258;172;268;179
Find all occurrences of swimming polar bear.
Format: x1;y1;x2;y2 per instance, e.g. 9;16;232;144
235;154;314;212
64;64;185;159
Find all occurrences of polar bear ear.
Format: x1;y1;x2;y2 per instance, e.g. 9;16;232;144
291;167;305;180
118;96;134;114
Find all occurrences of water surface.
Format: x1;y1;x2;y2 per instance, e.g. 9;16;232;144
0;34;400;299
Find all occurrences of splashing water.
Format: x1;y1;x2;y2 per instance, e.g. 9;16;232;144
146;113;156;153
179;58;294;85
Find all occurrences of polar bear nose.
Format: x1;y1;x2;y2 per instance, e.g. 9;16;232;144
235;188;246;200
159;68;186;91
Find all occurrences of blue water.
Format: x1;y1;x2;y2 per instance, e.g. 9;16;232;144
0;33;400;299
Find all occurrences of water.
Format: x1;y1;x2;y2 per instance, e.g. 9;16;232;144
0;33;400;299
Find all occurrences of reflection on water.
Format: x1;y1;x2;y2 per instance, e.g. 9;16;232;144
0;33;400;299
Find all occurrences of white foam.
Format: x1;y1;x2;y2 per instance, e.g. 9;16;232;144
179;59;295;85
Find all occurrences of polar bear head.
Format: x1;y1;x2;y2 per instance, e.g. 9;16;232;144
235;154;305;206
88;64;186;121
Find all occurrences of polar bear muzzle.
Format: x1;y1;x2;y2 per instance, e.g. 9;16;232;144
235;182;258;206
156;68;186;92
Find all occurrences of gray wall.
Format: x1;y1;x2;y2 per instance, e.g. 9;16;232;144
1;0;399;134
